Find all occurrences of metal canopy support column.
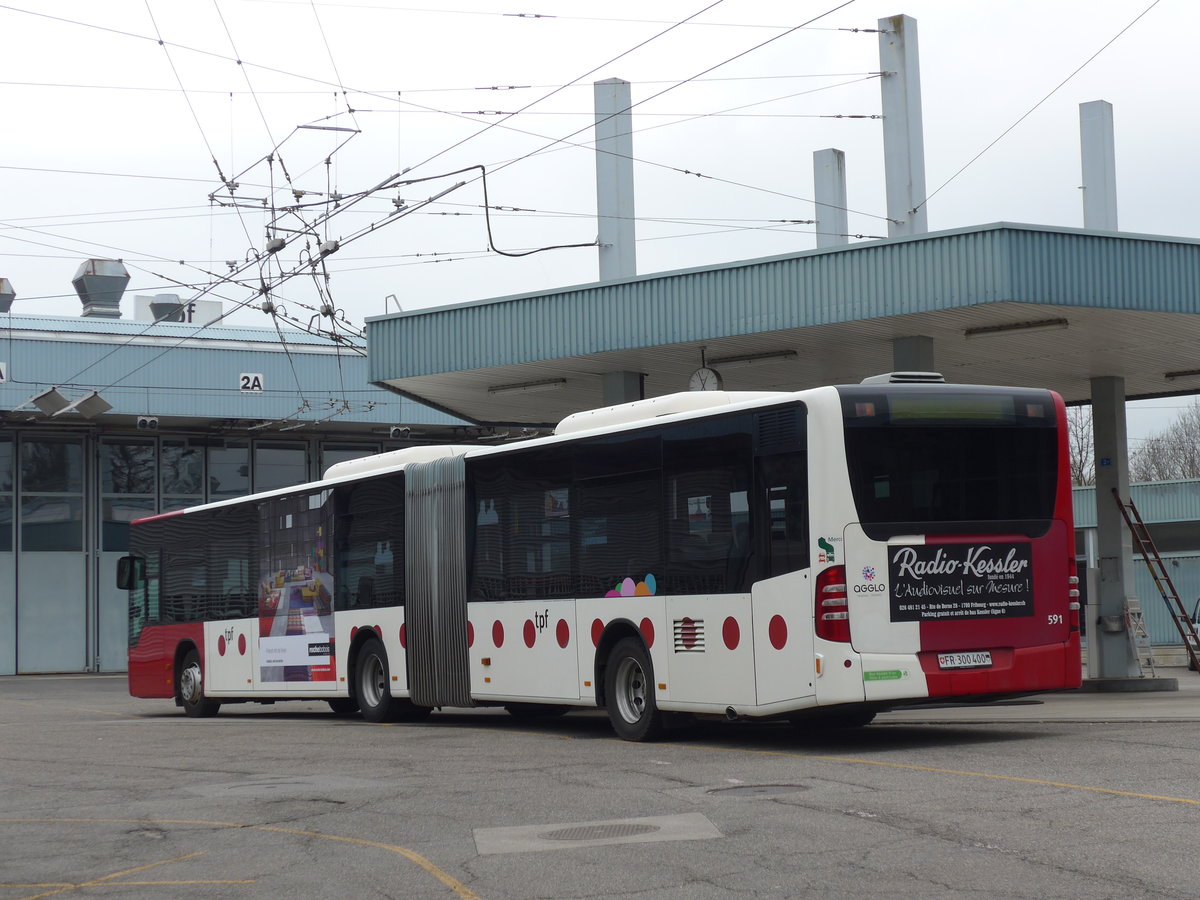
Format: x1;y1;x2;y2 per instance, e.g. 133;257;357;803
813;148;848;249
892;335;934;372
1090;375;1139;678
1080;100;1118;230
602;371;644;406
594;78;637;281
878;15;928;237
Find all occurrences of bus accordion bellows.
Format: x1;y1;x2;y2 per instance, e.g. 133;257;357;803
118;375;1082;740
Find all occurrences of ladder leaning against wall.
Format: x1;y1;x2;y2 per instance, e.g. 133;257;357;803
1112;489;1200;671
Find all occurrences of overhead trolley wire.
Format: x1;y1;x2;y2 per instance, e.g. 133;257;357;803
914;0;1163;213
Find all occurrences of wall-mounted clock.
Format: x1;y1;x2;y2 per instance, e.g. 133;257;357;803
688;366;724;391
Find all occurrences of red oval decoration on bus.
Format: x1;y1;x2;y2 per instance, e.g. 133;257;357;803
556;619;570;648
217;635;226;656
722;616;740;650
769;615;788;650
523;619;536;648
350;626;359;642
399;623;407;649
373;624;382;637
466;621;474;648
238;634;247;656
492;620;504;647
640;617;655;648
591;618;604;647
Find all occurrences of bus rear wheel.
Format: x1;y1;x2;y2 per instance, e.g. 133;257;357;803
179;648;220;718
354;637;431;723
604;637;664;741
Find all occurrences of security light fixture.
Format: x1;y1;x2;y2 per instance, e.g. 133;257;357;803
963;318;1068;339
487;378;567;396
63;391;113;419
31;387;70;415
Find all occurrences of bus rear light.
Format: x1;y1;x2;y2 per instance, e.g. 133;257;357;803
815;565;851;643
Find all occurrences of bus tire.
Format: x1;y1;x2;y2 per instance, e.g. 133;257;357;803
354;637;432;723
179;648;221;718
604;637;664;741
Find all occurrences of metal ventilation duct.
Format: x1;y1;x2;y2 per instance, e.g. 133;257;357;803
0;277;13;313
73;259;129;318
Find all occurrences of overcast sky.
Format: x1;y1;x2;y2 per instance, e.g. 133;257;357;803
1;0;1192;438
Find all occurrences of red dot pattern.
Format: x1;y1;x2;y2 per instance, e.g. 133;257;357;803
591;618;604;647
523;620;536;648
769;615;788;650
237;634;247;656
556;619;570;649
492;620;505;647
722;617;740;650
639;618;655;648
217;635;226;656
467;621;474;648
399;623;407;649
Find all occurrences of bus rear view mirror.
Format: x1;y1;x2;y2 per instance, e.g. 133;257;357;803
115;556;142;591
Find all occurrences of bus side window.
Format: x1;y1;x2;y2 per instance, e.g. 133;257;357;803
756;455;808;578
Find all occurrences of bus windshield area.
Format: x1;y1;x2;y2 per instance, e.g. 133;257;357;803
839;386;1059;539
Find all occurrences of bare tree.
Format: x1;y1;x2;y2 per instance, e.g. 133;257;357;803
1130;400;1200;481
1066;405;1094;486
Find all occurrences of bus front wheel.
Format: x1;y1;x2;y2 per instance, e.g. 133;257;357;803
354;637;431;724
179;648;221;718
604;638;664;741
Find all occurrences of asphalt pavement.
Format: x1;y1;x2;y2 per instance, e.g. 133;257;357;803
879;666;1200;723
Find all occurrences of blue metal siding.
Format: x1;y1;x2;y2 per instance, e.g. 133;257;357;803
1074;480;1200;528
0;317;460;425
371;223;1200;380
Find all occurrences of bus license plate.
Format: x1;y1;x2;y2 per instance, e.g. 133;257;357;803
937;651;992;670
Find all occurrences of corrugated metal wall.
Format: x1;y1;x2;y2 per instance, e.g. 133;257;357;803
369;223;1200;379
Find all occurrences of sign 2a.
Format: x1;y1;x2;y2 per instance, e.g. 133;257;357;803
240;373;264;393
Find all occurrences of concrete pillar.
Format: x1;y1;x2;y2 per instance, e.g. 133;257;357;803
602;371;644;406
878;15;928;237
813;148;848;249
892;335;934;372
594;78;637;280
1080;100;1118;230
1090;375;1139;677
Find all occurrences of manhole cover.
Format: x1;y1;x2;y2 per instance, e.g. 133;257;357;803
708;784;808;798
540;823;660;842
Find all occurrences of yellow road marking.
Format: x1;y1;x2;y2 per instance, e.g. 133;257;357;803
0;819;481;900
673;742;1200;806
8;851;214;900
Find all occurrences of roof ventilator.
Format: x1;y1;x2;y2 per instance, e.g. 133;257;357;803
860;371;945;385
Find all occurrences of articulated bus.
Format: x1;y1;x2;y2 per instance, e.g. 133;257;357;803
119;373;1082;740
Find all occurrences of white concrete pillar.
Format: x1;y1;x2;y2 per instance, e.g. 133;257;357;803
1080;100;1118;230
892;335;934;372
1090;375;1139;678
602;371;644;406
594;78;637;280
813;148;848;248
878;15;928;237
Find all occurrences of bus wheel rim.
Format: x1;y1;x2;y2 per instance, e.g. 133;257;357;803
615;657;646;723
181;663;202;703
361;654;385;707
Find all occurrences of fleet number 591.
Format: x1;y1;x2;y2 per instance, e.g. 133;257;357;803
1047;614;1064;625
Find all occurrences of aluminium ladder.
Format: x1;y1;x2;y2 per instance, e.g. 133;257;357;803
1112;489;1200;671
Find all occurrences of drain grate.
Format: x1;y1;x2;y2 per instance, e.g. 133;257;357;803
541;823;660;842
708;784;808;798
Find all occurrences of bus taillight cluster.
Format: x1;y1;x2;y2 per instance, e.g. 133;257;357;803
816;565;850;643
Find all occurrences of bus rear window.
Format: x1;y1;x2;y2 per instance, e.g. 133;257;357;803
839;387;1058;539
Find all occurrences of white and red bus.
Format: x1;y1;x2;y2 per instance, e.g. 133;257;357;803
119;374;1081;740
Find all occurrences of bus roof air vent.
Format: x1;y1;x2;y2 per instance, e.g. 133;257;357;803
859;371;945;385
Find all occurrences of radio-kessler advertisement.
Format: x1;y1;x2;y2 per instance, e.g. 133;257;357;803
888;543;1034;622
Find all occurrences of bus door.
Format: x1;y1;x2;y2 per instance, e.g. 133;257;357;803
750;435;816;707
